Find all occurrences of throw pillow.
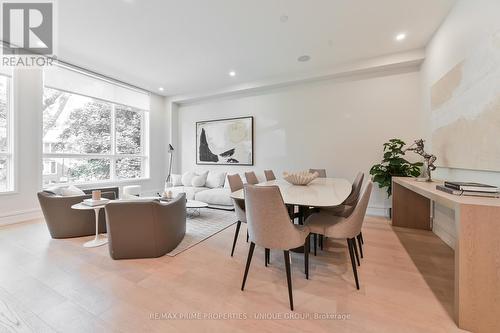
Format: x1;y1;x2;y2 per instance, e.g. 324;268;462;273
181;171;196;186
191;171;209;187
171;174;183;186
206;171;227;188
61;185;85;196
44;185;66;196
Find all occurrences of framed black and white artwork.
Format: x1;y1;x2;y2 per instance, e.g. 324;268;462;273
196;116;253;165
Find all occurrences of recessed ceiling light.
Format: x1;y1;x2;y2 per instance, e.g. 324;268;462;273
280;15;288;23
229;71;236;77
158;87;164;92
297;55;311;62
395;33;407;41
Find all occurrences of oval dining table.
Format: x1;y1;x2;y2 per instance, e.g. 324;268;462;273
230;177;352;208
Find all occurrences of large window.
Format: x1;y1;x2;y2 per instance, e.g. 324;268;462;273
0;74;13;192
42;66;149;186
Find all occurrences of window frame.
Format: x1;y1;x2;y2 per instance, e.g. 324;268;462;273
0;73;14;194
42;87;149;187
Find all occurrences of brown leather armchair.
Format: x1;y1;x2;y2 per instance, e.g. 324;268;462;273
104;194;186;260
37;187;118;239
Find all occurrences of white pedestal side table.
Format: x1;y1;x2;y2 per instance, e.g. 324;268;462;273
71;202;109;247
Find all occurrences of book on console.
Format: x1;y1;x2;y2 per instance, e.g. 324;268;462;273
436;185;500;198
443;181;498;193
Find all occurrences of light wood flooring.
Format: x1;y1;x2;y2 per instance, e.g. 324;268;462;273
0;215;466;332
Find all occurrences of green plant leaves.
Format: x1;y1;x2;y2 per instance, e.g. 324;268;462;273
370;138;423;197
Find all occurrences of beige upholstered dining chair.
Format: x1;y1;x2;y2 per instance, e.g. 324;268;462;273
241;185;310;311
309;168;327;178
305;182;373;290
228;174;248;257
244;171;259;185
264;169;276;181
314;172;365;256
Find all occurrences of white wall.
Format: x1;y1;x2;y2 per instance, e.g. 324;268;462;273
0;69;44;224
0;67;167;225
420;0;500;248
177;67;424;214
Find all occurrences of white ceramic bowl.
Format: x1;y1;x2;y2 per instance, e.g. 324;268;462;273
283;171;319;186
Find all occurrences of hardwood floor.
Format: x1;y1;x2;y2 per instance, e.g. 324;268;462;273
0;215;465;333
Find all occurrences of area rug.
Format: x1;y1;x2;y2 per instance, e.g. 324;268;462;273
167;208;236;256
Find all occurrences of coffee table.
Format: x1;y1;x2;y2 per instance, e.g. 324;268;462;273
71;202;109;248
186;200;208;218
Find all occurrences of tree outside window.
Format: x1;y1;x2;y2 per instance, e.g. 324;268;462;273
42;87;147;186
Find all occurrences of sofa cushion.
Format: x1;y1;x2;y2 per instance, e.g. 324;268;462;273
206;171;227;189
195;188;233;207
191;171;209;187
181;171;196;186
170;186;207;200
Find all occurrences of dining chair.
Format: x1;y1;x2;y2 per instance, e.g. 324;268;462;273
314;172;365;256
228;174;247;257
305;182;372;290
244;171;259;185
264;169;276;181
307;168;327;249
328;172;365;258
309;168;327;178
241;185;310;311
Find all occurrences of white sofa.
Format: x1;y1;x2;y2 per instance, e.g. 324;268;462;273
167;171;234;210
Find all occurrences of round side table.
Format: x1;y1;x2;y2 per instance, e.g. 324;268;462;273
71;202;109;248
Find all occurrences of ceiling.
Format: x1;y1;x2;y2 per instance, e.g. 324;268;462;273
57;0;456;96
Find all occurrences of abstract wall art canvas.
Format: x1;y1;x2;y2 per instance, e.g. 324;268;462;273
431;30;500;171
196;116;253;165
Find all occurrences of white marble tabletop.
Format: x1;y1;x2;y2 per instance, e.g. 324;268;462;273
230;178;352;207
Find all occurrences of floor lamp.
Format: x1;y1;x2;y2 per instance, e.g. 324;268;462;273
165;144;174;189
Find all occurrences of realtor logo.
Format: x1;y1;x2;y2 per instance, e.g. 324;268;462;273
2;2;53;54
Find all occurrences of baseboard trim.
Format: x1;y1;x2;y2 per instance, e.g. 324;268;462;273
0;204;389;226
367;206;390;218
0;208;43;226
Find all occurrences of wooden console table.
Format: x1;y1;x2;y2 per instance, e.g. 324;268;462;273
392;177;500;333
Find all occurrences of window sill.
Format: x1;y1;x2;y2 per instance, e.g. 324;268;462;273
42;178;152;190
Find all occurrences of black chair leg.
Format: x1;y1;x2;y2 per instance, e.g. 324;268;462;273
265;248;270;266
230;220;241;257
313;234;317;256
246;230;249;243
319;235;323;250
347;239;360;290
304;237;309;279
359;231;364;244
241;242;255;291
352;237;360;266
357;234;363;259
283;250;294;311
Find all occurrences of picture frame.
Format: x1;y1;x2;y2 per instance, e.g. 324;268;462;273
196;116;254;165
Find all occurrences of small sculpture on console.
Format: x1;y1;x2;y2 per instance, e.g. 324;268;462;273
404;139;437;182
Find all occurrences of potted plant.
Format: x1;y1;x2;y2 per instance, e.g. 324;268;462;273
370;139;423;215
